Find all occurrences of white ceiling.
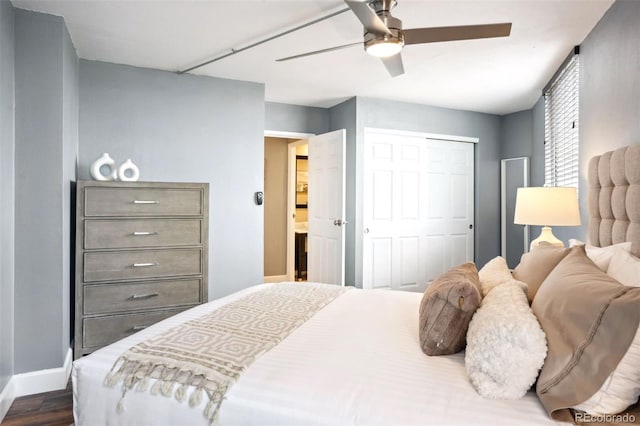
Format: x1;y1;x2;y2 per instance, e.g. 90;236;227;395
12;0;614;115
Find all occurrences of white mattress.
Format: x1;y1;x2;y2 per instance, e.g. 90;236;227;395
73;283;561;426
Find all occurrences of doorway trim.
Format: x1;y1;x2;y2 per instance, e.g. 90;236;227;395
363;127;479;144
287;139;310;282
264;130;314;139
264;131;315;283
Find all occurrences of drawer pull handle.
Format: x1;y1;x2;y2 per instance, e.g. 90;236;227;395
132;262;158;267
131;293;159;300
133;200;159;204
133;231;158;236
131;325;148;331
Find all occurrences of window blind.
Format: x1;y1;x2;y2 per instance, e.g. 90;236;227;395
544;54;579;188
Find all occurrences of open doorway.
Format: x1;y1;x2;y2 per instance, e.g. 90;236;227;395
264;129;347;285
292;143;309;281
263;132;311;283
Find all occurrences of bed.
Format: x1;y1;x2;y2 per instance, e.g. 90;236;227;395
72;145;640;426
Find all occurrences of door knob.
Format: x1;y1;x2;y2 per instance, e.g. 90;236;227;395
333;219;347;226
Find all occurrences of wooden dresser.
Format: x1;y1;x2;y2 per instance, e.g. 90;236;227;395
74;180;208;359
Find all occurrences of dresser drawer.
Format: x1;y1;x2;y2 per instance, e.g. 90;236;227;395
84;219;203;249
84;279;202;315
83;248;202;282
84;186;204;217
83;309;187;348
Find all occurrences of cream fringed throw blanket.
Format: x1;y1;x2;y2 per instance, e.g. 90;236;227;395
104;282;349;423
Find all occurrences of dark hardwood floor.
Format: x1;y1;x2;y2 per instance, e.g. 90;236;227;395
2;380;73;426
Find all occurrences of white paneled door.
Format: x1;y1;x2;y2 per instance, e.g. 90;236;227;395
363;131;474;291
307;130;346;285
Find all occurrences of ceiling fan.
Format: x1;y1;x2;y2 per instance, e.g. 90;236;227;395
276;0;512;77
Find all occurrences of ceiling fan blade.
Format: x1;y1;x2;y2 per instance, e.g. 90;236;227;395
381;53;404;77
276;42;363;62
345;0;391;36
403;22;512;45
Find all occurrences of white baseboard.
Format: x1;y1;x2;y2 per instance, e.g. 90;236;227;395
0;347;73;423
264;274;289;283
13;347;73;397
0;379;16;422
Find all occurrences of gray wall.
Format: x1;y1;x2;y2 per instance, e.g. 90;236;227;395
498;100;548;246
14;9;78;373
531;97;546;188
0;0;15;394
500;110;532;267
265;102;329;135
339;97;501;286
529;97;548;243
518;0;640;246
79;60;265;300
500;110;532;160
577;0;640;238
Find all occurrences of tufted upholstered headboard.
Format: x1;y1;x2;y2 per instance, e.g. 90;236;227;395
588;145;640;257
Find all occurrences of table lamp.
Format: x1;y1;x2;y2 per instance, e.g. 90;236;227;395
514;187;581;250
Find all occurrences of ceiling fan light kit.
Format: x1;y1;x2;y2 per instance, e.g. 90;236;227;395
365;36;403;58
362;9;404;58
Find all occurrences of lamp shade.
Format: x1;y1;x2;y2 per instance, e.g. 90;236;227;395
514;187;581;226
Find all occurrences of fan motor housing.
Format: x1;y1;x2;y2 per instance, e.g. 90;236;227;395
363;14;404;50
369;0;398;14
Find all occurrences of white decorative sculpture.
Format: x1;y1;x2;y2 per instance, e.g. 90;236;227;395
118;158;140;181
90;153;117;181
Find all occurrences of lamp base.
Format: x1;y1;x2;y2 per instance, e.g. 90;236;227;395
530;226;564;251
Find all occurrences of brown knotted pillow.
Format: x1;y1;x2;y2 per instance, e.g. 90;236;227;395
418;262;482;356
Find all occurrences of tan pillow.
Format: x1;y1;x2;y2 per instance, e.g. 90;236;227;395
532;245;640;421
512;246;570;302
418;262;481;356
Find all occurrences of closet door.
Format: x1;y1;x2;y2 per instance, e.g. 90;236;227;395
363;131;474;291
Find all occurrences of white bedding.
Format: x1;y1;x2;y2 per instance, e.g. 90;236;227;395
73;283;561;426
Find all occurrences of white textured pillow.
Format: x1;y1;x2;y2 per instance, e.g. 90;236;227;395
574;324;640;414
477;256;513;297
607;247;640;287
585;242;633;271
465;280;547;399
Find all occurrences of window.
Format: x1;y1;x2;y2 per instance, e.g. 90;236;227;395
544;51;579;188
